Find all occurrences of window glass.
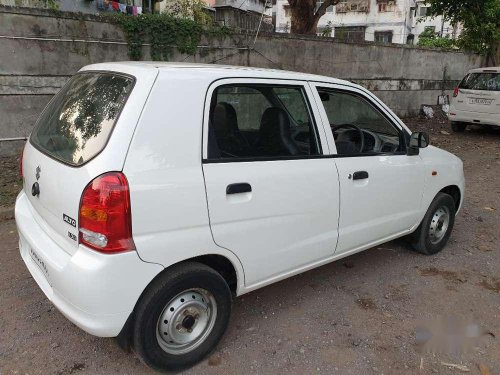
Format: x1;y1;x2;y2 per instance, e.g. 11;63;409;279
317;89;402;155
459;73;500;91
31;72;134;165
208;85;320;159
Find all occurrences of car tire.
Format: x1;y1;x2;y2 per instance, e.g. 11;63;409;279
409;192;456;255
132;262;232;372
451;122;466;132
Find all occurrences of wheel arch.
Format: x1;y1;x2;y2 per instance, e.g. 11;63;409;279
117;253;240;350
439;185;462;212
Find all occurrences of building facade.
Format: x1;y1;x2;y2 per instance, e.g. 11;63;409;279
274;0;460;44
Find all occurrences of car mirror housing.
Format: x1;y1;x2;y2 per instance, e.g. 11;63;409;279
408;132;430;155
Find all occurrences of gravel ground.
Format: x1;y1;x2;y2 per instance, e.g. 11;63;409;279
0;114;498;375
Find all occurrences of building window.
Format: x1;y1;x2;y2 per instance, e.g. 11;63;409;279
406;34;415;45
378;0;395;12
335;26;366;42
316;0;334;12
336;0;369;13
419;6;428;17
375;31;393;43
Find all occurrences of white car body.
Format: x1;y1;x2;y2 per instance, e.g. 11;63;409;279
449;66;500;127
16;62;465;339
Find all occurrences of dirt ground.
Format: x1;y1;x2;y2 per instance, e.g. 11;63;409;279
0;114;499;375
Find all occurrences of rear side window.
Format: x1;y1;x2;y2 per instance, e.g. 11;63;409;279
459;72;500;91
207;84;320;160
31;72;134;166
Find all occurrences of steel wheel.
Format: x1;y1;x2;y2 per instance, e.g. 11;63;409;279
428;205;450;244
156;289;217;355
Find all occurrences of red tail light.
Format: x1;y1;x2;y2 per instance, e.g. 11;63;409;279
453;87;459;97
79;172;135;253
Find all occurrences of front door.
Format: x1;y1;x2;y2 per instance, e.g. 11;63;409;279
311;83;426;255
202;79;340;288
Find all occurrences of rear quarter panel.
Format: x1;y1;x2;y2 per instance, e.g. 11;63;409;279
123;70;246;293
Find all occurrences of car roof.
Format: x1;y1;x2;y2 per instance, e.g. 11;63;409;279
82;61;356;87
468;66;500;73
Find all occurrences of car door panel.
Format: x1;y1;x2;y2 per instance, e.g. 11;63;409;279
334;155;425;253
202;79;340;288
203;159;339;286
309;82;425;255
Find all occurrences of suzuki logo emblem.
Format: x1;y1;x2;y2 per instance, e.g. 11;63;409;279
35;166;41;181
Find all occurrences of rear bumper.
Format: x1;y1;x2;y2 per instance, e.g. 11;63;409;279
448;107;500;127
15;191;163;337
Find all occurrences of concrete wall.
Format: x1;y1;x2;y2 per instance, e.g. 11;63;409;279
0;5;482;155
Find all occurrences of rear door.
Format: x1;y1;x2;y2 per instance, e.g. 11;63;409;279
22;67;157;255
454;70;500;114
202;79;339;288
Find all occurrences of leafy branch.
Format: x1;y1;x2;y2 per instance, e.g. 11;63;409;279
111;12;232;61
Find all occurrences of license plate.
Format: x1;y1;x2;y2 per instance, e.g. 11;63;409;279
468;98;493;105
29;248;51;283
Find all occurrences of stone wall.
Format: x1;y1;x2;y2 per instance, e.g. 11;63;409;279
0;5;483;155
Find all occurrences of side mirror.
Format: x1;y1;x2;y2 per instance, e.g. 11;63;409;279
408;132;429;155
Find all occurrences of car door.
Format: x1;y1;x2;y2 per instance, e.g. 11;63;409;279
202;79;339;289
310;83;426;255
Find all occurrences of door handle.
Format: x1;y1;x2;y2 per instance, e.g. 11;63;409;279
352;171;369;180
226;183;252;195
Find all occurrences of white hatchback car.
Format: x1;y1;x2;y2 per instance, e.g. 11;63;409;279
16;62;464;372
449;67;500;131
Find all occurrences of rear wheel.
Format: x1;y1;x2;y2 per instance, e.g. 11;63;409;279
133;262;232;372
409;193;456;255
451;121;466;132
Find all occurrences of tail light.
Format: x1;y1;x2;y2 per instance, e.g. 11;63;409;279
79;172;135;253
453;87;459;97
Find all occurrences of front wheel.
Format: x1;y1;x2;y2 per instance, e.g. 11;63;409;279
133;262;232;372
409;193;456;255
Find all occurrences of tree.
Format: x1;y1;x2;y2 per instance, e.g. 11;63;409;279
425;0;500;64
287;0;341;35
417;28;456;50
164;0;213;25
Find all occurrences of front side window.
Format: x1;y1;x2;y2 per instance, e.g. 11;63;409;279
317;89;402;155
31;72;134;165
208;85;320;160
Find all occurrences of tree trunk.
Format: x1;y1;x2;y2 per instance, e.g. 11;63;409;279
288;0;339;35
289;0;319;35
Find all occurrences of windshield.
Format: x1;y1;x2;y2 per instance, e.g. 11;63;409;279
459;72;500;91
31;72;134;166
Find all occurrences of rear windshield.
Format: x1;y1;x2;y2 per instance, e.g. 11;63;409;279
459;72;500;91
31;72;134;166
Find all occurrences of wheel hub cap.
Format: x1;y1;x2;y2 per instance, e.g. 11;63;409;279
429;206;450;244
156;289;217;355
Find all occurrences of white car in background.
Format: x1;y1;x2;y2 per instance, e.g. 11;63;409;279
449;67;500;132
16;62;465;372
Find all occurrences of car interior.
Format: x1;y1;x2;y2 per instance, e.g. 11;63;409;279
207;85;403;159
208;85;319;159
317;89;403;155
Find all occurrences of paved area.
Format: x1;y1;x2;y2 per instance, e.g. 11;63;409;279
0;116;499;374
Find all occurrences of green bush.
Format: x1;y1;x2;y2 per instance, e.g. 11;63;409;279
111;12;231;61
417;28;457;50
